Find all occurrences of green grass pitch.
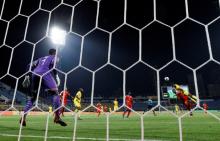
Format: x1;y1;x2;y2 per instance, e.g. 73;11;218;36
0;111;220;141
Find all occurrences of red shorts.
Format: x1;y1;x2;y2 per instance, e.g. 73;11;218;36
126;104;132;109
64;102;67;106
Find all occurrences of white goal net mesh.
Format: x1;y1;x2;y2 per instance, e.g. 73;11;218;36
1;0;220;141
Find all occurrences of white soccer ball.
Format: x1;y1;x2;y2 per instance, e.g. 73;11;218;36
164;77;169;81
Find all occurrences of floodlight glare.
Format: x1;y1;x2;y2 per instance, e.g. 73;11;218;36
50;27;67;45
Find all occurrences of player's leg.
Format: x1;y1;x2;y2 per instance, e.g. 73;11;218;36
186;101;193;116
61;102;67;116
43;74;67;126
204;108;207;114
143;107;147;114
150;105;156;116
74;103;82;120
97;110;101;117
143;105;149;114
20;75;39;126
152;109;156;116
77;107;82;120
74;106;79;113
127;108;131;118
52;93;67;125
60;107;64;116
122;108;127;118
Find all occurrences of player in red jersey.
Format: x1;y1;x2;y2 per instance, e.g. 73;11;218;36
173;84;197;116
103;104;108;113
123;93;133;118
60;89;70;116
96;102;102;117
202;102;208;114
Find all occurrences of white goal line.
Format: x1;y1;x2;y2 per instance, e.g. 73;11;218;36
0;133;166;141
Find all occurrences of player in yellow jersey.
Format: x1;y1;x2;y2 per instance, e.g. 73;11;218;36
113;98;119;111
73;88;83;120
174;104;179;115
48;105;53;113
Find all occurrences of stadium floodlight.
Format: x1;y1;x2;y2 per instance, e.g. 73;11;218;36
50;26;67;46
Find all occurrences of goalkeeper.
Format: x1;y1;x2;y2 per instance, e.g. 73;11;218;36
20;49;67;127
73;88;84;120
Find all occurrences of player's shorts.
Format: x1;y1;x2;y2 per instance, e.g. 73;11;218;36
147;105;153;109
126;104;132;109
114;106;118;111
31;75;40;91
53;95;61;109
63;101;68;106
74;102;81;109
124;106;132;112
42;74;57;89
97;109;101;113
32;73;57;90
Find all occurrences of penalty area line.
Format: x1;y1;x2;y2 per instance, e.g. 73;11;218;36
0;133;165;141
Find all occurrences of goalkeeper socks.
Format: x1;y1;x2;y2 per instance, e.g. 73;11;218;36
53;95;61;109
24;99;33;114
53;95;61;120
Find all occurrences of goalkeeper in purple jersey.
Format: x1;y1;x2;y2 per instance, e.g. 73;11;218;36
20;49;67;127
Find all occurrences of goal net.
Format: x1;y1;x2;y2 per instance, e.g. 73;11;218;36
1;0;220;141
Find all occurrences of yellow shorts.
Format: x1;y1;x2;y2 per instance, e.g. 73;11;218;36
74;102;81;109
114;106;118;111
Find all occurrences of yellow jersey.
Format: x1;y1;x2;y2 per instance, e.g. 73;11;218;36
48;106;52;113
73;91;82;108
113;100;118;111
114;100;118;107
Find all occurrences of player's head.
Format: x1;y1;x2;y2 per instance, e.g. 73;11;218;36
49;48;56;55
79;88;84;92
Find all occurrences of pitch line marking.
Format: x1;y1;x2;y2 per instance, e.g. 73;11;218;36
0;133;166;141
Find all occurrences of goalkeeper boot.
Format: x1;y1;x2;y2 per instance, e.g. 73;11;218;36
55;119;67;126
54;115;67;126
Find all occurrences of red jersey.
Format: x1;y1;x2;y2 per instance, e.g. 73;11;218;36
103;105;108;112
125;95;133;108
96;103;102;113
203;103;208;110
176;91;194;110
60;90;70;105
176;91;188;102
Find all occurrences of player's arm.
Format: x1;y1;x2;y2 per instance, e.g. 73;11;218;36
52;69;60;86
22;60;38;88
49;57;60;86
30;59;39;71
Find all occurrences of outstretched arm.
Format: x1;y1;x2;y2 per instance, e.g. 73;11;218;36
22;60;38;88
30;60;39;71
53;70;60;86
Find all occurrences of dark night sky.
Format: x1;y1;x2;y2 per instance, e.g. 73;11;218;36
1;0;220;100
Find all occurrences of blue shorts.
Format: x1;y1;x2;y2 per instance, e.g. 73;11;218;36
148;105;153;109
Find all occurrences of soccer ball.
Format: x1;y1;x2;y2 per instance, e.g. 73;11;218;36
164;77;169;81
